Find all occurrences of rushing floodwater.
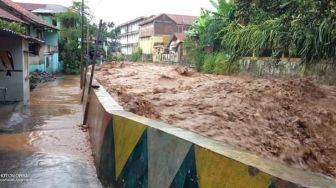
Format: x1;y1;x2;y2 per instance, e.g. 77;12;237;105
0;76;102;188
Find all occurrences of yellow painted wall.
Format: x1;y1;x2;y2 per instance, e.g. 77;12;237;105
139;37;152;55
139;35;171;55
195;146;273;188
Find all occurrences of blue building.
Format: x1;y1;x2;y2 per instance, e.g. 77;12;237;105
0;0;58;104
19;3;67;74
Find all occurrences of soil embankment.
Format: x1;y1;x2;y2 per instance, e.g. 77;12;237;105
95;62;336;178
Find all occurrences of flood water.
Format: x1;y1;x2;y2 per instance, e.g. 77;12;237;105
0;76;102;187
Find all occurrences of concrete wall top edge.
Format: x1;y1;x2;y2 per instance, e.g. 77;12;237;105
91;78;124;112
91;77;336;188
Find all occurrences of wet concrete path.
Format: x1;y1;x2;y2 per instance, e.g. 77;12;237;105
0;76;102;187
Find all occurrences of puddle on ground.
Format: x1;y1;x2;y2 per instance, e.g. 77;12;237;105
0;150;101;188
0;76;101;187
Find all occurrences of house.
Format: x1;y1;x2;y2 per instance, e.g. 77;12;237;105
153;32;187;63
167;32;187;63
138;13;196;61
0;29;33;105
18;3;67;74
116;16;148;57
0;0;57;104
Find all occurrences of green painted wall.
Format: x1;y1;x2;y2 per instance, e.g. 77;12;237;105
29;25;37;38
28;14;61;74
41;14;60;46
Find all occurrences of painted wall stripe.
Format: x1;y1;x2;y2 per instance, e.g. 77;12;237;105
148;128;192;188
195;145;274;188
113;115;146;179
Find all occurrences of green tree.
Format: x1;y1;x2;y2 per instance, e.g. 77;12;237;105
57;3;82;74
186;0;336;73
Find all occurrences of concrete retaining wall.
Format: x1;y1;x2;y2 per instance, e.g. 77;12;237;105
84;78;336;188
239;58;336;85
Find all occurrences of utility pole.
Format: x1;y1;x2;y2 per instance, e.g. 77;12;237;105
83;19;103;125
81;9;90;102
80;0;85;89
87;20;89;55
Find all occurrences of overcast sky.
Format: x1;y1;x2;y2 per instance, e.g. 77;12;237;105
14;0;214;25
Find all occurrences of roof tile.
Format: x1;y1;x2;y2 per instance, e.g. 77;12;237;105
139;13;197;26
0;0;57;29
0;7;26;23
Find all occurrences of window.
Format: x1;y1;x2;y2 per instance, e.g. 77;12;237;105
26;26;30;35
177;25;185;33
29;43;39;55
52;19;57;27
36;29;43;39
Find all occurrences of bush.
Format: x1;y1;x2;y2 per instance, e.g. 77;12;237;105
116;54;124;62
61;40;80;74
0;20;26;34
131;46;142;62
201;53;240;75
184;38;206;71
29;72;41;90
202;54;216;73
213;53;240;75
131;52;141;62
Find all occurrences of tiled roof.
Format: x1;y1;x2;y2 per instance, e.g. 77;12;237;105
18;3;67;14
166;14;197;25
139;13;197;26
16;2;45;11
0;28;45;43
117;16;147;28
0;6;26;23
0;0;57;29
139;14;160;26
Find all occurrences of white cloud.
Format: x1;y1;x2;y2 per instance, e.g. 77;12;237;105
14;0;215;24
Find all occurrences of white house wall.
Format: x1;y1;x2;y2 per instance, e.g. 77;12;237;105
22;40;29;104
119;19;144;56
0;36;29;104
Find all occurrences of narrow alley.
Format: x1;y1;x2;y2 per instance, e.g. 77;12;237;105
0;76;102;187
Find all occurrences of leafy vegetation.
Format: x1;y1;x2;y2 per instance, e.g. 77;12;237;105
0;20;26;34
106;52;124;62
57;1;114;74
186;0;336;74
131;46;143;62
201;53;240;74
57;9;81;74
183;38;206;71
202;54;216;73
90;21;120;60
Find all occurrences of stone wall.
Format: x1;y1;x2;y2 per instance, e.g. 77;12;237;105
84;78;336;188
239;57;336;85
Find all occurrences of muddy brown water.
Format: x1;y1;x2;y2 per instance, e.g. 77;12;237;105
0;76;102;188
96;62;336;178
